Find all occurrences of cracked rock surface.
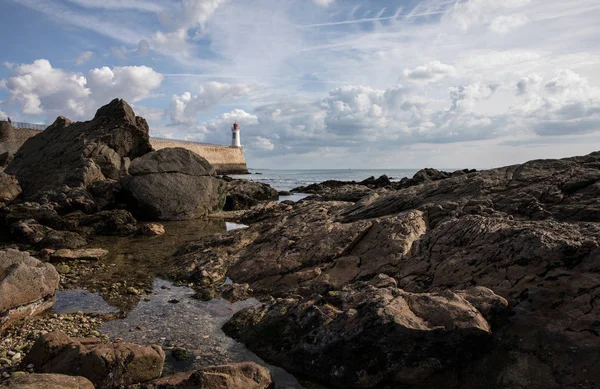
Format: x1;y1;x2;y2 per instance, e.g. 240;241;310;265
173;151;600;388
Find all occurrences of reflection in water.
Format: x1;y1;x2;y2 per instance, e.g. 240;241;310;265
101;279;305;389
54;289;118;314
279;193;309;203
226;221;249;231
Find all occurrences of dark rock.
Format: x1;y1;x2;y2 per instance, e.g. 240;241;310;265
74;209;137;236
23;331;165;389
0;173;21;206
139;362;272;389
0;151;14;167
171;347;189;361
5;99;152;199
9;220;87;249
0;249;59;332
122;148;225;220
136;223;165;236
359;174;392;188
223;179;278;211
278;191;292;196
0;373;95;389
221;283;252;302
224;278;507;387
1;202;69;231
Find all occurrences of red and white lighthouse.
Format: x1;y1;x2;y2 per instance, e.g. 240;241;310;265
231;122;242;148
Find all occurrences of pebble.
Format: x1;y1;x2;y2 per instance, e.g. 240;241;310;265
11;352;21;361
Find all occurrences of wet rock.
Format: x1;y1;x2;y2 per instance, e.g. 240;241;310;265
221;283;252;302
359;174;392;188
136;223;165;236
0;373;95;389
171;347;189;361
23;331;165;389
0;249;59;332
5;99;152;199
0;173;21;206
122;148;225;220
8;220;86;249
224;179;278;211
1;203;68;231
139;362;272;389
48;248;109;261
224;278;506;387
278;190;292;196
36;229;88;250
73;209;137;236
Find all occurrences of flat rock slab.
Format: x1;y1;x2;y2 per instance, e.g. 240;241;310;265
0;373;94;389
48;248;109;261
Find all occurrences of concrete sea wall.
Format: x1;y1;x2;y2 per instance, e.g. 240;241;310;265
2;126;248;174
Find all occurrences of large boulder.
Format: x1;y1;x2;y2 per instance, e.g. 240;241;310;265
0;172;21;206
122;147;225;220
23;331;165;389
0;249;59;332
5;99;152;199
140;362;272;389
224;179;278;211
224;277;507;387
0;374;94;389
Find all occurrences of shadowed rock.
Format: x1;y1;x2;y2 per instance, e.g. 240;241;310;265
5;99;152;199
0;373;95;389
122;147;225;220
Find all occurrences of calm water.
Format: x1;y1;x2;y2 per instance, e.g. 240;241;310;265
232;169;421;192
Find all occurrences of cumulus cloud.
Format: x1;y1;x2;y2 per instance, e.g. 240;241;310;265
447;0;530;31
517;74;542;95
1;59;90;117
170;82;252;124
489;14;529;33
403;61;456;83
87;66;164;104
75;51;94;65
252;136;275;150
1;60;163;119
151;29;189;55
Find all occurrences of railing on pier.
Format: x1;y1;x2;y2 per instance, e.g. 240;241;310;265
0;117;47;131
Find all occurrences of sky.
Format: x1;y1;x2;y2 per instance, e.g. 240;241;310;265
1;0;600;169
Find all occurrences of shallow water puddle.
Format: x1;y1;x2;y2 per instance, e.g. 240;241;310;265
101;279;306;389
279;193;310;202
54;289;119;314
226;221;249;231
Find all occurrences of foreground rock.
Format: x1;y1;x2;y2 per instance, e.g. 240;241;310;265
122;147;225;220
0;373;94;389
174;151;600;388
23;331;165;389
225;277;507;387
0;249;59;332
5;99;152;199
138;362;272;389
224;179;278;211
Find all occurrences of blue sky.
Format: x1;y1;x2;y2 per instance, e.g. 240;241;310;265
1;0;600;169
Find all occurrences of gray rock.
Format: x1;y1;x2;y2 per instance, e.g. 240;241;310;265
0;249;59;332
122;148;225;220
224;179;278;211
5;99;152;199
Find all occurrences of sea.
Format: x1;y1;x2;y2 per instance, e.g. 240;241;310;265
231;168;422;192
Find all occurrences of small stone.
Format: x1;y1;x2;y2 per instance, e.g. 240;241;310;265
127;287;140;295
11;371;27;378
55;264;70;274
11;352;21;361
90;331;100;337
168;299;180;304
171;347;190;361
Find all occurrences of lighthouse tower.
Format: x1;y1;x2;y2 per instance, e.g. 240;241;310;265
231;122;242;148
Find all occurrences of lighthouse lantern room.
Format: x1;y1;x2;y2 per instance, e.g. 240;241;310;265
231;122;242;148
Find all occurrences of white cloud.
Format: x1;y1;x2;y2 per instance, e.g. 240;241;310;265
403;61;456;83
131;105;166;122
1;60;163;119
446;0;531;31
151;29;189;55
87;66;164;104
489;14;530;33
2;59;90;117
110;46;130;60
313;0;334;7
75;51;94;65
252;136;275;150
170;82;252;124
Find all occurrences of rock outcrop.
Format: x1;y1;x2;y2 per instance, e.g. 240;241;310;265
139;362;272;389
23;331;165;389
122;147;225;220
5;99;152;200
0;373;95;389
0;173;21;206
224;179;279;211
224;276;507;387
174;151;600;388
0;249;59;332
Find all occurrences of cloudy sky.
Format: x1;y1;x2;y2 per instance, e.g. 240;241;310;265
1;0;599;169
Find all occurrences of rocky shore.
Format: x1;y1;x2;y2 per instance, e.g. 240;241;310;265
0;98;599;388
